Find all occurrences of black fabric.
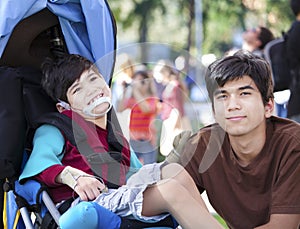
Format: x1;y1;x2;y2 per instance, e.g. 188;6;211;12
120;215;177;229
0;67;26;179
264;34;292;92
0;9;59;69
41;197;74;229
286;20;300;118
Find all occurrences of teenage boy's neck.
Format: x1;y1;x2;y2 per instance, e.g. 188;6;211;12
228;129;266;166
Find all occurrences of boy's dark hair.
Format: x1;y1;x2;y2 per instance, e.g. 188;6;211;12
258;27;274;50
205;50;274;106
41;54;97;102
290;0;300;16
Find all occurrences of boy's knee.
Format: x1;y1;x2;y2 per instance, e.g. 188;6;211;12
59;202;121;229
59;201;98;229
161;162;184;179
90;202;121;229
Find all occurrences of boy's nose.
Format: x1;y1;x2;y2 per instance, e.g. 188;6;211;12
227;97;241;110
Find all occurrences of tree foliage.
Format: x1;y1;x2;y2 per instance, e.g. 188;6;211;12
109;0;294;57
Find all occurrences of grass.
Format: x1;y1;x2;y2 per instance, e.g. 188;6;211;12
214;214;229;228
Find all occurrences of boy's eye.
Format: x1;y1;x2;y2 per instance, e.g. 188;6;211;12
216;94;227;100
72;87;81;94
241;91;251;96
90;76;98;81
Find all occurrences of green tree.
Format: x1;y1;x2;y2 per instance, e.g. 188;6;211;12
109;0;294;58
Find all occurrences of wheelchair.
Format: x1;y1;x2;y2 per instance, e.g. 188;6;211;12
1;1;178;228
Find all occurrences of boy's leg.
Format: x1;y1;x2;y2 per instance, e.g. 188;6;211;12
161;163;208;209
141;163;223;229
59;202;121;229
59;202;98;229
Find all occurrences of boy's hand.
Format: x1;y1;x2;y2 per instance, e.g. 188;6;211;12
165;130;192;164
56;166;107;201
74;175;106;201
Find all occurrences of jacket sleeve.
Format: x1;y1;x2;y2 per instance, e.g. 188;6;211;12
19;124;65;182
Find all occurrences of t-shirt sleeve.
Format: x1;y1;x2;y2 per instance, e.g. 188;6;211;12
180;132;206;193
271;149;300;214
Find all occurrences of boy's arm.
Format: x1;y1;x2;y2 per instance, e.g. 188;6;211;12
255;214;300;229
19;124;65;182
256;147;300;228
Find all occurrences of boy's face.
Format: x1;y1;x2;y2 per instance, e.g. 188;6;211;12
213;75;273;138
66;68;111;119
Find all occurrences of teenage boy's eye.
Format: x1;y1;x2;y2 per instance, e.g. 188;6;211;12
216;94;227;100
241;91;251;96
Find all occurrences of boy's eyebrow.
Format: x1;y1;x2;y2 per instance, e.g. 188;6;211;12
214;84;255;96
86;71;104;80
69;81;79;92
69;72;96;92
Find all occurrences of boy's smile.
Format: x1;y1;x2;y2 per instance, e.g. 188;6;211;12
88;92;105;105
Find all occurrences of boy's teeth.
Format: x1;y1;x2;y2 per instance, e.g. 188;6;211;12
89;93;104;105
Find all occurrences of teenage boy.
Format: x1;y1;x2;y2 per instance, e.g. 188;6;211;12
180;50;300;229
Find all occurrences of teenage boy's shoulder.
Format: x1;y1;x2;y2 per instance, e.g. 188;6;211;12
180;123;227;164
268;115;300;140
266;116;300;160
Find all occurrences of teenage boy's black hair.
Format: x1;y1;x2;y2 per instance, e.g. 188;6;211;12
41;54;97;102
205;50;274;106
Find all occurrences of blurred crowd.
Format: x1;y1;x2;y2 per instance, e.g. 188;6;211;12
111;54;192;164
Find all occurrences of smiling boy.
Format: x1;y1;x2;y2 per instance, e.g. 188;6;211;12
180;50;300;228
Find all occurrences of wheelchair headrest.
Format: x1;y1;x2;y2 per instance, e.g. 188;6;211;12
0;8;59;68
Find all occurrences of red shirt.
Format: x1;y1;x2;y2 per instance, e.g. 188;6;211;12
124;97;158;141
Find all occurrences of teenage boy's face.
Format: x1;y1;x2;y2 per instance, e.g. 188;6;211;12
66;68;111;118
213;75;273;138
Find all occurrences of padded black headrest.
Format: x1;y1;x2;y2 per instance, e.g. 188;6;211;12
0;8;59;68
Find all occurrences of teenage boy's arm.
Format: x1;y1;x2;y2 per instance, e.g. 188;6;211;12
254;214;300;229
255;146;300;228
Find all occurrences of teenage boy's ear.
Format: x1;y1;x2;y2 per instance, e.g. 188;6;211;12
265;98;274;118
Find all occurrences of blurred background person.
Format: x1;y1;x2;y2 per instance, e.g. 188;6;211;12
153;60;192;157
242;26;274;57
118;70;160;164
154;60;188;125
286;0;300;122
112;53;135;109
